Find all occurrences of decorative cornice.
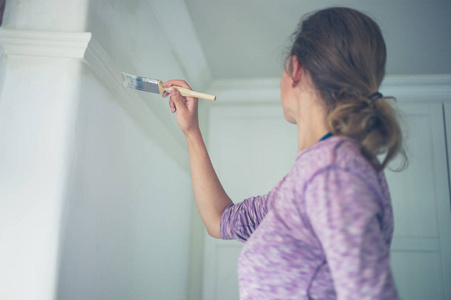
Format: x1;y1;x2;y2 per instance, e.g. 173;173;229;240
207;75;451;103
83;36;123;95
0;29;91;58
381;74;451;101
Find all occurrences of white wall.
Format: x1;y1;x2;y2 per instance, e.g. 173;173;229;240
56;64;193;300
0;1;197;299
85;2;212;298
2;0;90;31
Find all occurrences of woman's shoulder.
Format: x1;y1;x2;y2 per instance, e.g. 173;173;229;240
293;135;376;178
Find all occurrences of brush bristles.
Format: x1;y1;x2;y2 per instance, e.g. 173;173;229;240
122;72;161;94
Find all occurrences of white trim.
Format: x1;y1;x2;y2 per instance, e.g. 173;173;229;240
0;29;91;58
83;37;123;96
381;74;451;101
207;75;451;103
0;46;7;102
440;103;451;299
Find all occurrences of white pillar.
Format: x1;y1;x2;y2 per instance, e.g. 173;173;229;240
0;2;91;297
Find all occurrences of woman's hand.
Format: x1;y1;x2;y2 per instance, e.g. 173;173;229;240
162;80;199;135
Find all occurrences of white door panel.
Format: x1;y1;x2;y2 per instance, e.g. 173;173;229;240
391;251;443;299
203;102;451;300
385;103;450;300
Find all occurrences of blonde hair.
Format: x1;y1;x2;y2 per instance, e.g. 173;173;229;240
288;7;407;171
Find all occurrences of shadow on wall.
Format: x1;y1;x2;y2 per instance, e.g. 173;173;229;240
0;0;5;25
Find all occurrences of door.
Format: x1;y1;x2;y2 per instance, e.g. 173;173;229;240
203;102;451;300
386;102;451;300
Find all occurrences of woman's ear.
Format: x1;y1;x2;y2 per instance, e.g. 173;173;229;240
290;56;303;87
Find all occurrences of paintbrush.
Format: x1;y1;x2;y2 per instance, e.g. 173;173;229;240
121;72;216;101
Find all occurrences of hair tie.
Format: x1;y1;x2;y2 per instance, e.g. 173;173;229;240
368;92;383;104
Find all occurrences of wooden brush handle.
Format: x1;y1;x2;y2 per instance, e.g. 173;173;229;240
166;86;216;101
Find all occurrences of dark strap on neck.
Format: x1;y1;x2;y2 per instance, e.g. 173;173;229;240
319;132;333;141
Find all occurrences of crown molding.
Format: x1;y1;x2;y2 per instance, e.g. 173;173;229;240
0;29;91;58
0;29;189;172
83;36;123;95
381;74;451;101
207;75;451;103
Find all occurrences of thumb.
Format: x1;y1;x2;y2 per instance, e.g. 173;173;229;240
169;88;186;111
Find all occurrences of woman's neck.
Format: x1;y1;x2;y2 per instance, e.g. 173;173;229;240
296;100;330;151
297;123;330;151
289;71;330;151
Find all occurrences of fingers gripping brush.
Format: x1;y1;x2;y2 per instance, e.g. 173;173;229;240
121;72;216;101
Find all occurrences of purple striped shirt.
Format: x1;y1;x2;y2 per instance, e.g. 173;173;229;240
220;136;399;299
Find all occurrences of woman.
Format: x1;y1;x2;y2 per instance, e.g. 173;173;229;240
162;7;404;299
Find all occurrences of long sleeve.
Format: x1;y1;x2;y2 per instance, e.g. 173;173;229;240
220;192;271;242
304;167;399;300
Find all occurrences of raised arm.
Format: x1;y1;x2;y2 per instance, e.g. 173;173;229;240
162;80;232;238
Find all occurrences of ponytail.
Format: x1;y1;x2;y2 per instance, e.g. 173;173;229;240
328;92;407;171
